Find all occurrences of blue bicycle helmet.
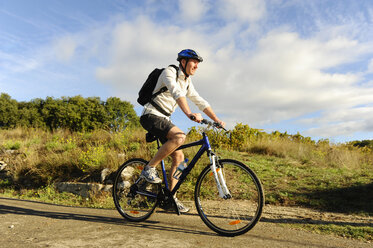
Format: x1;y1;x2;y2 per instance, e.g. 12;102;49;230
177;49;203;62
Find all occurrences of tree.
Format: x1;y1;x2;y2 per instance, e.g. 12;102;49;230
0;93;140;132
104;97;139;131
41;97;66;130
17;100;45;128
0;93;19;128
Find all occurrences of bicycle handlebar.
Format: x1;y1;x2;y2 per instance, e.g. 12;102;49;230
190;116;227;131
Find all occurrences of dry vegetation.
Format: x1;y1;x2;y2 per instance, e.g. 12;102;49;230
0;125;372;213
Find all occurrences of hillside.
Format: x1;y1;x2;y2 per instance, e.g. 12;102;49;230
0;125;372;212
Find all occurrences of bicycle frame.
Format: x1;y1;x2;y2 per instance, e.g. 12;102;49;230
158;131;230;198
165;132;211;195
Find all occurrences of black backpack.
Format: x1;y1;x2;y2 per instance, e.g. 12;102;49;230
137;64;178;116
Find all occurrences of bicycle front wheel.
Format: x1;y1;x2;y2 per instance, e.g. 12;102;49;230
112;158;160;222
195;159;264;236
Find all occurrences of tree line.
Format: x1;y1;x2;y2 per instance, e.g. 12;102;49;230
0;93;139;132
351;140;373;149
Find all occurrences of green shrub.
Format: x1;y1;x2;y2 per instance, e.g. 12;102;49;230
78;145;106;172
4;140;21;150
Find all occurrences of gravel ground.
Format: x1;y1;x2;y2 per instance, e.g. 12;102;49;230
1;197;371;248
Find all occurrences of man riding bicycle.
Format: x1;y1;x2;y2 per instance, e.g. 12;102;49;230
139;49;225;212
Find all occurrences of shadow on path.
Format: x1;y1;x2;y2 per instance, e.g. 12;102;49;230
0;197;214;236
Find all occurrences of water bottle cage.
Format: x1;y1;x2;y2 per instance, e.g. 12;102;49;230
173;159;188;180
173;168;183;180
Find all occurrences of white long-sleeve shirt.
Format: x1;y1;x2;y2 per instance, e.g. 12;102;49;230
141;65;210;118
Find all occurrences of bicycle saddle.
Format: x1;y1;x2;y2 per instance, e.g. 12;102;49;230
145;132;158;143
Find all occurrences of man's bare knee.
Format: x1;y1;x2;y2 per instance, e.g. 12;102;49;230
175;133;186;146
169;132;186;146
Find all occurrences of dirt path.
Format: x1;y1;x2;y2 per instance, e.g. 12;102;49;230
0;197;371;248
262;204;372;226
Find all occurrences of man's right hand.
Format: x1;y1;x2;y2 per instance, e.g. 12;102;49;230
189;113;203;123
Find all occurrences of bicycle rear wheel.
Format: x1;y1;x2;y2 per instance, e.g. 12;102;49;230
195;159;264;236
112;158;160;222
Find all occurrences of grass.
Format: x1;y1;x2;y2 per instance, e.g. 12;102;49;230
213;149;373;214
0;126;372;241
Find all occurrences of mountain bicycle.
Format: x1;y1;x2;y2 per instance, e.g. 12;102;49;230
112;119;264;236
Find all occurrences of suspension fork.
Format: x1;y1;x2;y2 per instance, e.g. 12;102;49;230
208;152;231;199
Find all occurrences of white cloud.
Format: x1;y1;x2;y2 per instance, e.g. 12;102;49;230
0;51;39;73
218;0;266;23
304;106;373;138
53;36;77;62
368;59;373;74
179;0;210;22
201;31;370;122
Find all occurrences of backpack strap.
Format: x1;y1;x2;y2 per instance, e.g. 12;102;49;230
169;64;179;79
149;65;179;117
149;96;171;116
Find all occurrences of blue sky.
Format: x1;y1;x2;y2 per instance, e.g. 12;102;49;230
1;0;373;143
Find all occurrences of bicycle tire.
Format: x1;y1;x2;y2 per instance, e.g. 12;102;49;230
112;158;160;222
194;159;264;236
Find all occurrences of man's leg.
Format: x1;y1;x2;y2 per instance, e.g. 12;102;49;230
169;150;184;191
140;115;185;184
141;126;184;184
147;126;186;168
145;126;189;213
169;150;190;213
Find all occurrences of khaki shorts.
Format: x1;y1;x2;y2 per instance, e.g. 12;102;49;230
140;114;175;144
